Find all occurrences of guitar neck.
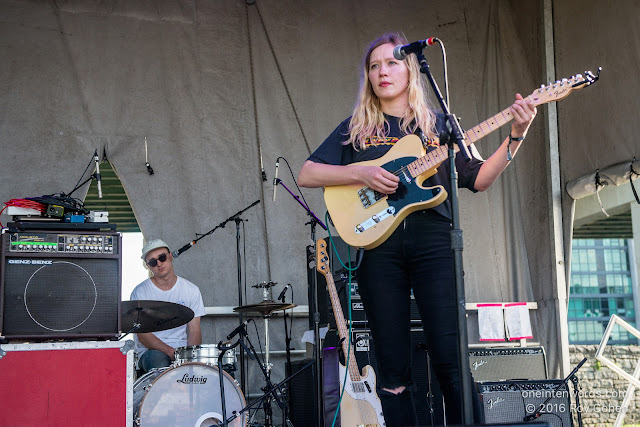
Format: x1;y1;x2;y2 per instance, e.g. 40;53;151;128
324;272;362;382
401;70;601;179
407;96;530;179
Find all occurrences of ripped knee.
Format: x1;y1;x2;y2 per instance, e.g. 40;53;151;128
381;385;406;395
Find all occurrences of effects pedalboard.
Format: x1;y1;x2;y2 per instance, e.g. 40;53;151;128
7;232;116;254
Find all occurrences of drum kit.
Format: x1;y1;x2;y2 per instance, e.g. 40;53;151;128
121;281;298;427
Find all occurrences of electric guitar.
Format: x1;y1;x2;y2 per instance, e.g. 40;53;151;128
316;238;385;427
324;70;600;249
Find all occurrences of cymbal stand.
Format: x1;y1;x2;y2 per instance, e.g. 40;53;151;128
223;359;315;427
223;327;294;427
261;313;275;426
281;295;293;423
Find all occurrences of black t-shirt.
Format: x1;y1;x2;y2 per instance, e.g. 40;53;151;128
308;114;484;219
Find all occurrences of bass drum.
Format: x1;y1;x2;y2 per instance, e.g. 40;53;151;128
133;362;247;426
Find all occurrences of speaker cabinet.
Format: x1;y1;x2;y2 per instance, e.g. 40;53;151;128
314;235;422;329
478;380;573;427
469;347;548;381
1;230;121;339
288;358;322;427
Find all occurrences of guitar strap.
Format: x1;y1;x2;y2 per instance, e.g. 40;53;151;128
414;125;454;219
415;127;429;149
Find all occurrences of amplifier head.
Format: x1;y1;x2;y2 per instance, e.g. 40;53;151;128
469;346;548;381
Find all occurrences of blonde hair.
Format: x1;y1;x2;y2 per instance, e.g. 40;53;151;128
348;32;437;150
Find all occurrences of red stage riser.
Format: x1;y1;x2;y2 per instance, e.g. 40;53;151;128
0;341;133;426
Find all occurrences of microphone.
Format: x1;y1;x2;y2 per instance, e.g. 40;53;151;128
172;241;195;259
272;160;280;202
227;320;250;340
277;284;291;302
393;38;437;60
94;150;103;199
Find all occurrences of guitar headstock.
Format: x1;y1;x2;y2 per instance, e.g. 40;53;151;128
316;238;330;276
528;67;601;106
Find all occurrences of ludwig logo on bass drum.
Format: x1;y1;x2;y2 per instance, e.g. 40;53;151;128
177;374;208;384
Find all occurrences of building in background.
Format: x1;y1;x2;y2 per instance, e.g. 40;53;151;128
570;182;640;345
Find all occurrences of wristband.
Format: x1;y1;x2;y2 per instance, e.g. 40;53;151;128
507;132;525;161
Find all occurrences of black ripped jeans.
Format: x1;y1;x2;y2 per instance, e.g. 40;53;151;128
356;209;471;426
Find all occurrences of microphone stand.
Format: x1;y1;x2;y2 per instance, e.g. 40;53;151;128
216;339;243;427
222;324;295;427
172;200;261;395
229;200;260;395
223;360;315;427
66;151;102;199
280;293;293;424
273;178;327;425
415;47;474;424
523;357;587;426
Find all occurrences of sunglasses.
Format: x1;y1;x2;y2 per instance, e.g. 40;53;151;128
146;252;169;267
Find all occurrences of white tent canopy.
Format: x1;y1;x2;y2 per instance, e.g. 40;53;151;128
2;0;638;383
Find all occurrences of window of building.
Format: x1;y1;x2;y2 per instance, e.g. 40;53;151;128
568;238;638;345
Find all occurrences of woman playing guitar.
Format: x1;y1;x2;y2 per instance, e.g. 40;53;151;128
298;32;537;426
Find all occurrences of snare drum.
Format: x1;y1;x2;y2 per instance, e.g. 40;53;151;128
133;362;246;426
175;344;237;374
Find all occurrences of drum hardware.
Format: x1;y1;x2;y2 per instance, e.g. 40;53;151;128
120;300;194;334
252;280;278;302
233;301;297;373
233;301;296;316
228;300;297;427
220;328;296;427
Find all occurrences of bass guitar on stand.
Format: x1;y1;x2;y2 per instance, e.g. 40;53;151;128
316;238;385;426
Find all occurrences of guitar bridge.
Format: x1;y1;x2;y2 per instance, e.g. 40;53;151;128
355;207;395;234
358;187;385;208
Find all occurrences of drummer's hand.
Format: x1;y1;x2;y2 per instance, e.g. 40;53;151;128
167;347;176;361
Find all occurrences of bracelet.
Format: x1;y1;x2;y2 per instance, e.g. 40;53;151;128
507;132;525;161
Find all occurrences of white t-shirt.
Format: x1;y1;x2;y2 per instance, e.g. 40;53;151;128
130;276;206;356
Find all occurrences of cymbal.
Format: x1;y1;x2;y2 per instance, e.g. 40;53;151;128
233;301;297;316
121;300;195;333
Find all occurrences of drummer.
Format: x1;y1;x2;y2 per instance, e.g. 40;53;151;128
131;239;206;373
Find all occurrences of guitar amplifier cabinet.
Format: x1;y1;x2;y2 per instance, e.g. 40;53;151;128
0;229;121;339
478;380;573;427
0;340;134;426
288;358;322;427
314;235;422;328
469;346;548;382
